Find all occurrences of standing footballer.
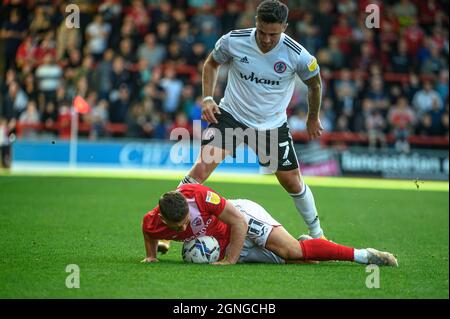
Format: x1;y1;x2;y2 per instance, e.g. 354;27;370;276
162;0;326;253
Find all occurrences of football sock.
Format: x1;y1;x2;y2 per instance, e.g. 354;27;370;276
290;184;323;238
353;249;369;264
299;238;354;261
178;175;200;187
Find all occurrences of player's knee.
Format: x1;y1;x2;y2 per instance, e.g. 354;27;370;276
190;163;212;182
281;178;302;194
286;246;302;260
277;245;302;260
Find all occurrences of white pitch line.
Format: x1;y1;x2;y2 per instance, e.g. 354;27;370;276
1;167;448;192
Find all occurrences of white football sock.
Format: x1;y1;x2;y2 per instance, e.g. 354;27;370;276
354;249;369;264
178;175;200;187
290;184;323;238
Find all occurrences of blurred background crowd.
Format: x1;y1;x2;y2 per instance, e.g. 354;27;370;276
0;0;448;155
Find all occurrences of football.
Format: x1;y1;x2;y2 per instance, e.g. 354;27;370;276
182;236;220;264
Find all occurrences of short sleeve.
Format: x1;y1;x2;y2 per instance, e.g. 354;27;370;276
296;49;320;81
211;32;232;64
195;185;227;217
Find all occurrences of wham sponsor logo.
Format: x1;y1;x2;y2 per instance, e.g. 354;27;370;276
239;72;280;86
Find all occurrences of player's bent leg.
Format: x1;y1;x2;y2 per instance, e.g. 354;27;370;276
275;169;303;194
276;169;325;239
265;226;304;260
238;237;285;264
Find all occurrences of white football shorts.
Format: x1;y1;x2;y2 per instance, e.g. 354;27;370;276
228;199;285;264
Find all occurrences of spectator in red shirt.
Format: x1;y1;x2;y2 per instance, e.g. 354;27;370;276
33;33;58;67
417;0;441;28
57;103;72;140
15;35;37;70
402;17;425;57
388;96;415;153
124;0;150;37
170;111;193;138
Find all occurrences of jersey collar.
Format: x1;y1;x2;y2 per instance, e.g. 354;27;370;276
251;28;286;55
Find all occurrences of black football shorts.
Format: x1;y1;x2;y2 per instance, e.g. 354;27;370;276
201;108;299;171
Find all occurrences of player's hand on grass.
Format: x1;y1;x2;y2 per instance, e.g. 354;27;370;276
201;100;221;124
211;257;235;265
211;260;233;265
141;257;159;263
306;117;324;140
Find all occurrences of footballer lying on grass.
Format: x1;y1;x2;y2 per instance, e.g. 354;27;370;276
141;184;398;266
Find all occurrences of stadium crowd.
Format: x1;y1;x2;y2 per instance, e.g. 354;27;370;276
0;0;448;155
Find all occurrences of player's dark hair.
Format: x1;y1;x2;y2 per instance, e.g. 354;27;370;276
256;0;289;24
159;191;188;223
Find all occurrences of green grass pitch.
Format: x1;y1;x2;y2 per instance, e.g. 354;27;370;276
0;173;448;298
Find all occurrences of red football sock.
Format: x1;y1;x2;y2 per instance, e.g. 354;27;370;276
299;239;354;261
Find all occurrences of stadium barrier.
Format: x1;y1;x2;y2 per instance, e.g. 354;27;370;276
294;143;449;181
11;139;449;181
291;132;449;148
11;139;260;174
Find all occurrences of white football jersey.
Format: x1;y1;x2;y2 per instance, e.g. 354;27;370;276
212;28;320;130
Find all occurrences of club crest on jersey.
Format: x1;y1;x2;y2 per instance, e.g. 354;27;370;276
192;216;202;227
274;61;287;73
206;191;220;205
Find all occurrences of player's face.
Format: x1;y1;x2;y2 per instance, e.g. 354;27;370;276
255;19;287;53
160;213;190;232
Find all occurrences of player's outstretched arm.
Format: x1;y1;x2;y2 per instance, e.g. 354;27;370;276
141;231;159;263
303;74;324;139
201;53;222;124
213;201;247;265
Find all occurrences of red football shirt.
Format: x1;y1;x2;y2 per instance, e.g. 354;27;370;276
142;184;231;259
